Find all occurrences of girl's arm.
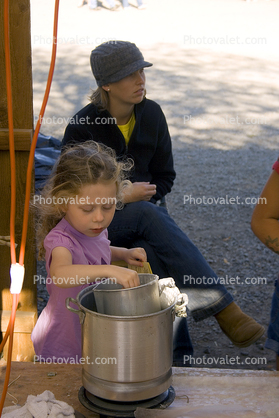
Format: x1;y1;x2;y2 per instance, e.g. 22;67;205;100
251;170;279;254
49;246;140;289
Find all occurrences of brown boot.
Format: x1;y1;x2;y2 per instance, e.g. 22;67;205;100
214;302;265;348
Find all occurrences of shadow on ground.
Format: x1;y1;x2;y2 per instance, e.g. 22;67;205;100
33;43;279;150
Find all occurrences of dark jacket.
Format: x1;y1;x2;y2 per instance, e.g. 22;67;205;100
62;98;176;202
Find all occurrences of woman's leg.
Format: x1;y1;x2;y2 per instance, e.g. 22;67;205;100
106;0;116;8
109;201;233;320
88;0;97;8
109;201;265;347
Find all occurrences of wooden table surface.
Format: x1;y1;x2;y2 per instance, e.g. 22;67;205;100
0;361;278;417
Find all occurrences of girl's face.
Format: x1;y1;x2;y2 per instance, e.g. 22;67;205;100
64;182;117;237
104;69;146;106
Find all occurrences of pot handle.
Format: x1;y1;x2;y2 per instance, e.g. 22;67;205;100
65;297;85;324
174;293;188;318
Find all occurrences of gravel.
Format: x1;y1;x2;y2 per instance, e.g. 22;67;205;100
166;145;279;371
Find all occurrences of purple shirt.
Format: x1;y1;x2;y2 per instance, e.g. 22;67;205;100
31;218;111;362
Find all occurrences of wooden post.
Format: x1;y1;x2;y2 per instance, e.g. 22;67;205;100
0;0;37;361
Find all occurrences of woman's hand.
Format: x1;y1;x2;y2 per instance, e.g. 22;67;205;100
122;182;156;203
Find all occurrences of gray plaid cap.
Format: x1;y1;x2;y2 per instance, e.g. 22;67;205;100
90;41;153;87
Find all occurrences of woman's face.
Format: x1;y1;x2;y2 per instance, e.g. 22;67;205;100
104;69;146;106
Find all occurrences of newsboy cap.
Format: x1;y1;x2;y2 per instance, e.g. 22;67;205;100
90;41;153;87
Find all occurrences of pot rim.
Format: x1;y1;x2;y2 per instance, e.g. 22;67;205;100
76;285;175;320
93;273;159;293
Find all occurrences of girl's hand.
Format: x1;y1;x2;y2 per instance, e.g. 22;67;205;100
109;266;140;288
123;247;147;267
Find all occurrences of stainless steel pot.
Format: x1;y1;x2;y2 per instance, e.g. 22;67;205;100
66;285;176;402
93;273;161;316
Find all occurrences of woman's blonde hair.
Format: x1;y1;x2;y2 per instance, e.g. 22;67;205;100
35;141;131;259
89;87;109;111
89;86;147;111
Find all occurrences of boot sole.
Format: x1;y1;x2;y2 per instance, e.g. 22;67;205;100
222;325;266;348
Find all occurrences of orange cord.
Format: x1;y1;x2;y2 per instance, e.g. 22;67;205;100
3;0;16;266
19;0;60;266
0;294;18;415
0;0;60;414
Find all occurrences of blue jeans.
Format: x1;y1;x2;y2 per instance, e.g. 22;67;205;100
265;277;279;355
89;0;115;8
109;201;233;319
108;201;233;362
122;0;143;7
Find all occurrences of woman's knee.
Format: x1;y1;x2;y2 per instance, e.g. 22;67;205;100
128;201;164;218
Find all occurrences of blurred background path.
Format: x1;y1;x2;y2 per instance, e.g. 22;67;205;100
31;0;279;150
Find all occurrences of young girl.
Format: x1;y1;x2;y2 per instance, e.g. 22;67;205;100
31;141;146;362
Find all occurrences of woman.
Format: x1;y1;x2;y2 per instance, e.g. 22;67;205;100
62;41;265;364
251;157;279;370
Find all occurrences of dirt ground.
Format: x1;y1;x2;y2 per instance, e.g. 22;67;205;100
168;146;279;371
32;0;279;371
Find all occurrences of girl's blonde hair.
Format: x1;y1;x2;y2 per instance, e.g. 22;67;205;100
36;141;131;259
